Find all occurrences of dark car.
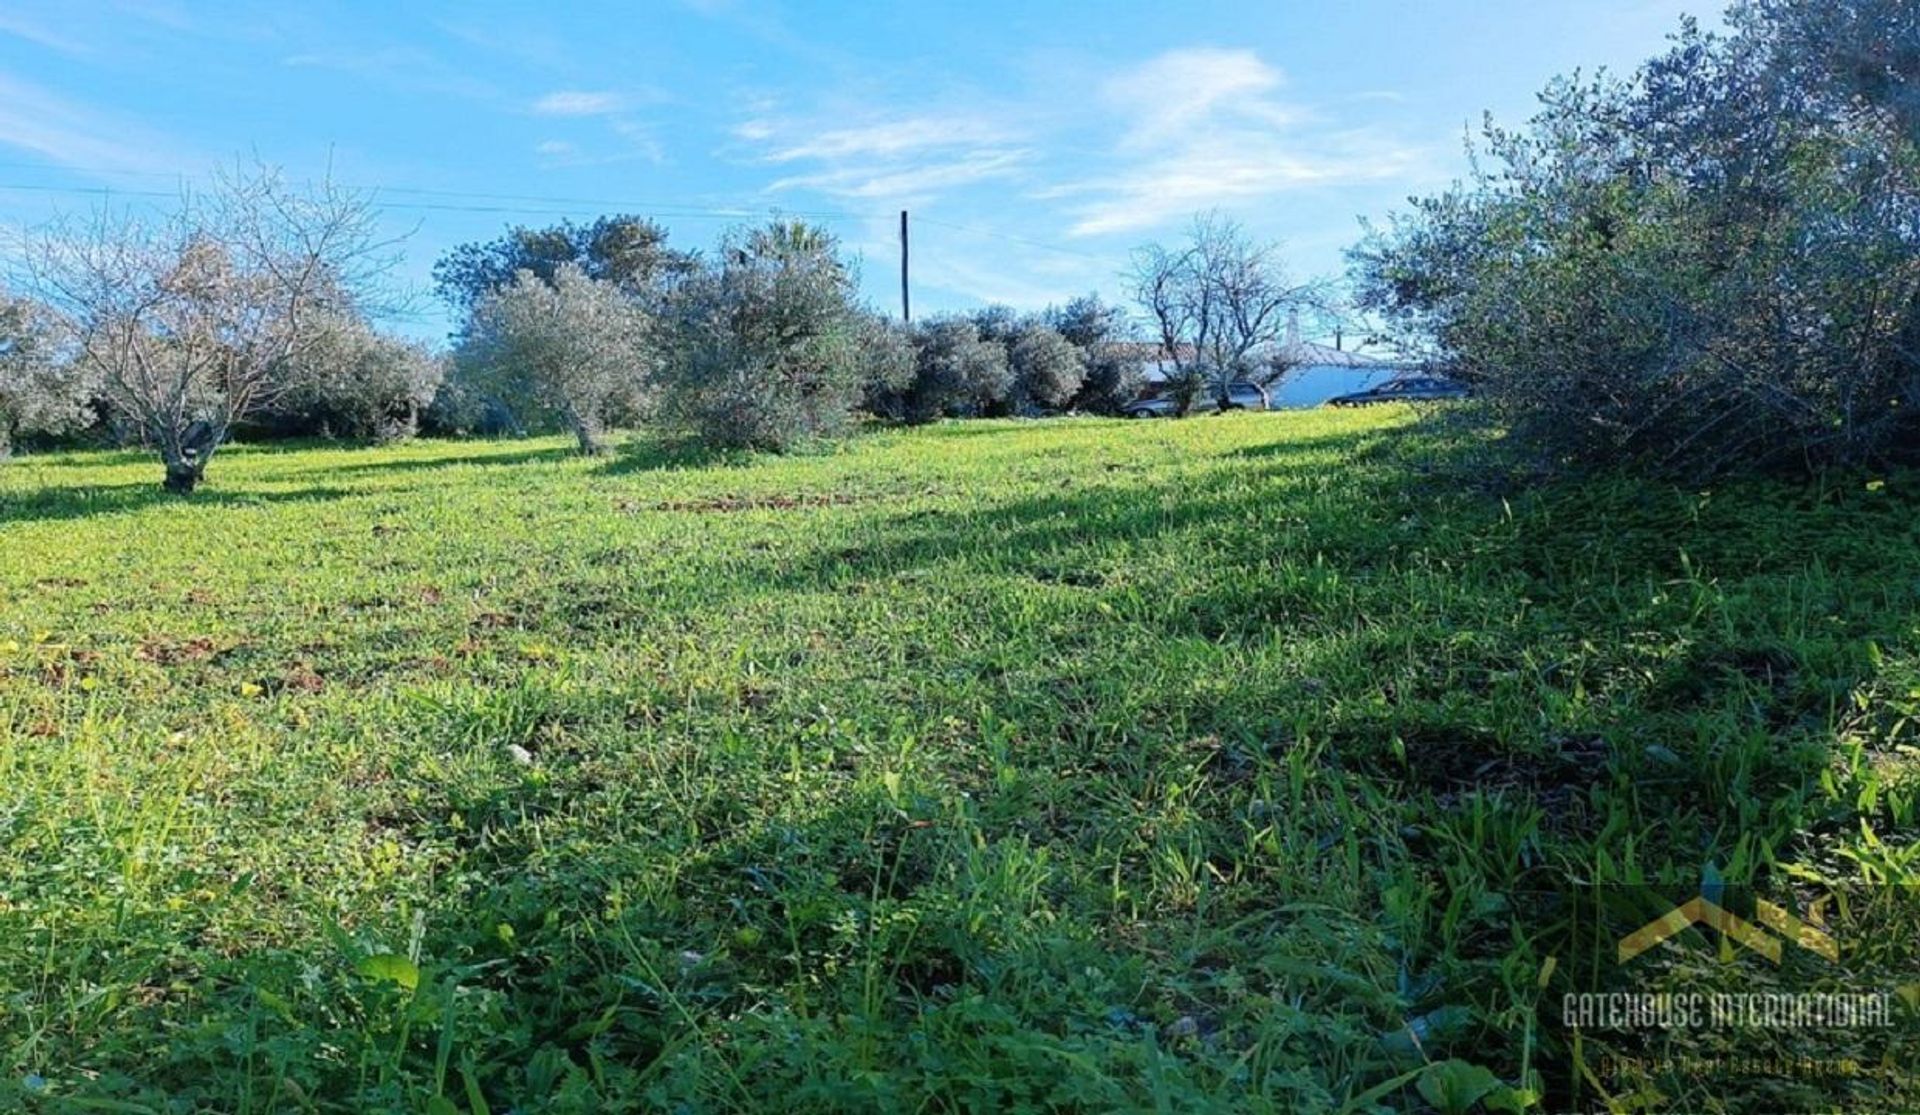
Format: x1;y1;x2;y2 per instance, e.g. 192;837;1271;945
1326;375;1470;407
1124;381;1270;418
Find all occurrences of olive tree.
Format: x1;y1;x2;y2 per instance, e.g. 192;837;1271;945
1047;294;1146;414
20;166;397;491
1007;326;1086;412
0;290;91;457
434;215;693;313
1131;214;1328;416
259;317;445;442
897;317;1011;423
455;263;651;455
856;312;917;421
1351;0;1920;474
661;221;874;451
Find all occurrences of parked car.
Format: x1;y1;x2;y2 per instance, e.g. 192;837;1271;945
1125;381;1270;418
1326;375;1470;407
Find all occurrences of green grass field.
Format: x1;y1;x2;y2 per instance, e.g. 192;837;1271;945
3;410;1918;1112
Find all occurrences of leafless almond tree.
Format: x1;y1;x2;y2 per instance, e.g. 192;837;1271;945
19;164;399;491
1131;213;1331;415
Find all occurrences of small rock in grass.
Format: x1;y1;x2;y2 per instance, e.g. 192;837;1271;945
506;744;534;766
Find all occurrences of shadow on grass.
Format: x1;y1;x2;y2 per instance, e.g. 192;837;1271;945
904;419;1094;439
6;448;157;470
309;443;583;477
27;424;1920;1112
594;438;754;476
0;482;361;525
1222;428;1396;460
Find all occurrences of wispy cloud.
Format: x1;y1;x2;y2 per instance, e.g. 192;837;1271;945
737;111;1031;203
769;150;1027;199
0;11;92;54
733;46;1422;242
0;72;198;176
532;90;629;117
1055;47;1423;236
1106;48;1304;148
1059;132;1420;237
759;116;1017;164
525;91;668;165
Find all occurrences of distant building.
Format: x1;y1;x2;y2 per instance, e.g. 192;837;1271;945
1109;320;1415;409
1266;333;1410;409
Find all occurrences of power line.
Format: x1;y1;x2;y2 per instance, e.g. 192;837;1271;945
0;160;1110;259
0;160;864;221
0;181;863;223
0;162;1119;280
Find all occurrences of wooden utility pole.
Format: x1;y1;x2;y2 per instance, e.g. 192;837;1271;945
899;209;911;323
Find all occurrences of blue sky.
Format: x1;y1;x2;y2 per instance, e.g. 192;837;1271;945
0;0;1711;342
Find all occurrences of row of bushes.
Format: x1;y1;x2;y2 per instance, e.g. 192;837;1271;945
0;216;1149;463
427;217;1148;453
16;0;1903;483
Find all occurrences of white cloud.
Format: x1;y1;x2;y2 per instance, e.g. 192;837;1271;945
0;11;91;54
727;45;1424;306
1063;131;1419;236
770;150;1027;199
1051;47;1422;236
608;119;665;164
532;90;627;116
0;73;197;175
1105;48;1302;148
736;111;1029;204
534;139;576;157
761;115;1015;164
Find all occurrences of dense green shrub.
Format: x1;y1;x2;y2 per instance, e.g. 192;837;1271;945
892;317;1012;423
433;214;692;313
659;222;873;451
0;289;91;457
1072;344;1148;415
1048;295;1146;415
252;318;446;442
1007;326;1086;413
454;264;653;455
856;313;917;419
1352;0;1920;475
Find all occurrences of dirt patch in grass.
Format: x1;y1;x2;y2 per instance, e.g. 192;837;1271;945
135;635;220;666
637;492;869;513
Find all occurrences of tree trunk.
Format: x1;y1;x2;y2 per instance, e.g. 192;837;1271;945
156;418;221;493
162;454;207;493
1171;370;1202;418
567;411;607;456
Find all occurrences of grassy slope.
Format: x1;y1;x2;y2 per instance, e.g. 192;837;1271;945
1;411;1917;1112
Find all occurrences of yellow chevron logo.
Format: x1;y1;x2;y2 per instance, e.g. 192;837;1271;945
1618;895;1838;965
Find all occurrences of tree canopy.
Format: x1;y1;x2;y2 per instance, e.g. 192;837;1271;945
1352;0;1920;474
433;215;694;314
